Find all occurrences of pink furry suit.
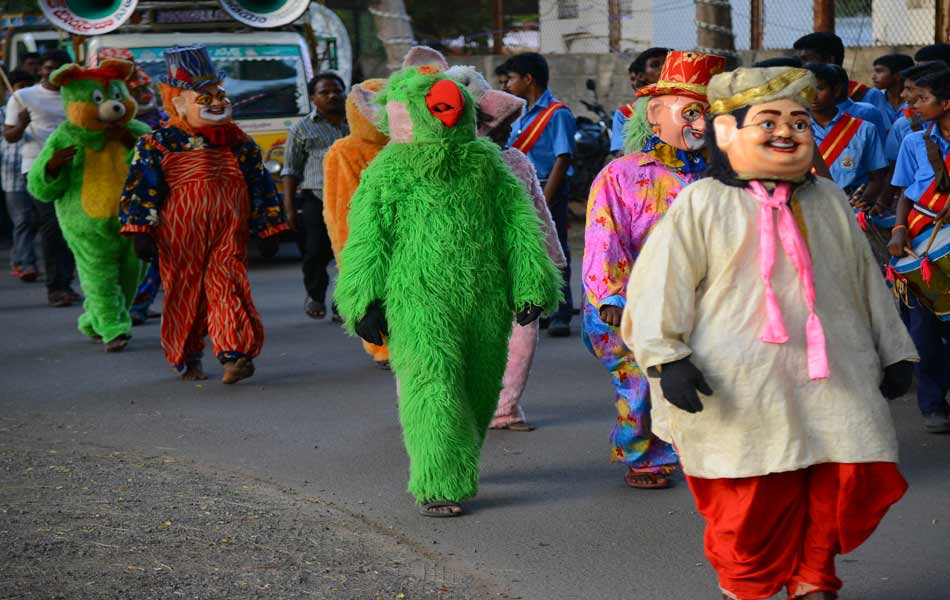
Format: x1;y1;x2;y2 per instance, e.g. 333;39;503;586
491;148;567;428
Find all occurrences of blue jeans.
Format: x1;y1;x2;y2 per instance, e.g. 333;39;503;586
546;181;573;324
4;191;35;268
905;301;950;416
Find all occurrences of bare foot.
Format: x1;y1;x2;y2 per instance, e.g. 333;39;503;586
419;501;463;517
221;357;255;384
180;361;208;381
105;336;129;353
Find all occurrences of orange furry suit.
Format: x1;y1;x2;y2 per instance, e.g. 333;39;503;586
323;79;390;363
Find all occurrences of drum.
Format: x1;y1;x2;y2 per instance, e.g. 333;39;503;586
889;224;950;320
855;208;894;271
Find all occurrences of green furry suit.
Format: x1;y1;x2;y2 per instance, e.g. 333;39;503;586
334;65;563;504
28;62;149;344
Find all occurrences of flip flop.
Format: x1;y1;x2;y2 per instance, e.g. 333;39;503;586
624;468;671;489
419;501;464;518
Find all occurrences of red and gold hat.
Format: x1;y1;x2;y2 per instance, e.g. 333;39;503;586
637;50;727;102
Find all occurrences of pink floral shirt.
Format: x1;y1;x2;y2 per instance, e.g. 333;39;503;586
583;152;703;308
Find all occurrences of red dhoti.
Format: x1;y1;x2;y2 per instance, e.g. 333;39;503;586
686;462;906;600
153;143;265;367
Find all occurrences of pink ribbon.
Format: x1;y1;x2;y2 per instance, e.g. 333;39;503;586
747;181;829;381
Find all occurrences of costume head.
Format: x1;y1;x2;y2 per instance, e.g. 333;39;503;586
636;50;727;152
99;47;156;116
380;47;476;145
706;67;817;184
347;78;388;145
445;63;525;141
159;45;231;129
49;60;136;131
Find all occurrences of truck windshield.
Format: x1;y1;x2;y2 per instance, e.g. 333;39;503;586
114;45;309;120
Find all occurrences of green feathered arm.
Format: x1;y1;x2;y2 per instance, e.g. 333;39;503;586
333;156;395;332
498;169;564;313
27;125;75;203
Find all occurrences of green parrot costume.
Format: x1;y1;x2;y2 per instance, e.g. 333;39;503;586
334;62;563;509
28;60;150;348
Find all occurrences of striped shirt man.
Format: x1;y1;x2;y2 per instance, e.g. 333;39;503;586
280;110;349;196
0;107;27;193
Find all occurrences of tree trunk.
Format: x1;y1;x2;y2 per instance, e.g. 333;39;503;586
695;0;735;57
369;0;416;72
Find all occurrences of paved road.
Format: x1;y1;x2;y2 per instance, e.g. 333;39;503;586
2;245;949;600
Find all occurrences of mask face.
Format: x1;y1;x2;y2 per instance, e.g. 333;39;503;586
172;84;233;127
714;98;815;180
647;95;709;151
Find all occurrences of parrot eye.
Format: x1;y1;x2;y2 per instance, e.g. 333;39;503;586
91;89;104;104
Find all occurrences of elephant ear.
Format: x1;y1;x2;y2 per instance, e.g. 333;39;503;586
444;65;490;100
401;45;448;71
49;63;83;87
352;84;384;126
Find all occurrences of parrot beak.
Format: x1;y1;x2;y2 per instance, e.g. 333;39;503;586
426;79;465;128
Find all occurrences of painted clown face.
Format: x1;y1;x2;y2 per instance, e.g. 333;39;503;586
171;84;233;128
646;95;708;151
713;98;814;180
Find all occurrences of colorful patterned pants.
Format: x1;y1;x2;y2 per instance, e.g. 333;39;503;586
581;298;678;471
154;146;265;368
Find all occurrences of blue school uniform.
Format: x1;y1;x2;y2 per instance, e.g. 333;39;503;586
812;109;887;192
507;89;576;180
838;97;889;141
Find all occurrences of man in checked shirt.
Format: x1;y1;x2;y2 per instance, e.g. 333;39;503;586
282;73;349;320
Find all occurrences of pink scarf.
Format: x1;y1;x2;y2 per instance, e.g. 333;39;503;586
747;181;829;381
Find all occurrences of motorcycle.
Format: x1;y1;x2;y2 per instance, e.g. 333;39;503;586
571;78;612;205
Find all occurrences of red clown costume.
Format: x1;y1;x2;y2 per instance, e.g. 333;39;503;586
119;45;286;383
622;67;918;599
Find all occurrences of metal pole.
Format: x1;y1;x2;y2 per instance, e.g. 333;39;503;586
813;0;834;34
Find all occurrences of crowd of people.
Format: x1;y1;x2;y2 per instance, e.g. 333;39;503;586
0;29;948;599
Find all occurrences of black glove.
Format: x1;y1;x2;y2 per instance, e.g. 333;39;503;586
880;360;914;400
258;235;280;258
516;304;544;326
133;232;157;262
355;301;388;346
656;358;713;414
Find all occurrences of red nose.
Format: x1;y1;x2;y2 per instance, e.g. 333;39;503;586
426;79;465;128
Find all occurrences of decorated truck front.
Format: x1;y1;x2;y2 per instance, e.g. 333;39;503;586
87;32;313;177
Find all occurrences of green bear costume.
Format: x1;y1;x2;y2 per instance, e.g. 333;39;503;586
334;64;563;506
28;60;150;346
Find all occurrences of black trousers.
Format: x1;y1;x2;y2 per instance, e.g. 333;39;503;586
31;195;75;292
546;180;573;324
300;191;335;303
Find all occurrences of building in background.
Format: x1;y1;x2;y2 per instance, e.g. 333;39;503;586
540;0;932;54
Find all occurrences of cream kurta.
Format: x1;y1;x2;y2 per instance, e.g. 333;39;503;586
622;177;918;479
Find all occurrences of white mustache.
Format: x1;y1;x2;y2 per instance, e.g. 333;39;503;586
199;106;232;122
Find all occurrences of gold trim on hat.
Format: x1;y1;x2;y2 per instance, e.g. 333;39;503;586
654;80;708;94
709;69;813;115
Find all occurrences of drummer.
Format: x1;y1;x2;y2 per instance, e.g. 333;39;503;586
806;63;888;206
889;68;950;434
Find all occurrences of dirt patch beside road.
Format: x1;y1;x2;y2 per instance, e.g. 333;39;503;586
0;418;508;600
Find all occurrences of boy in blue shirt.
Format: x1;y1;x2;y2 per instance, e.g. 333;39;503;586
871;53;915;125
807;64;888;201
609;47;668;154
505;53;576;337
888;69;950;434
